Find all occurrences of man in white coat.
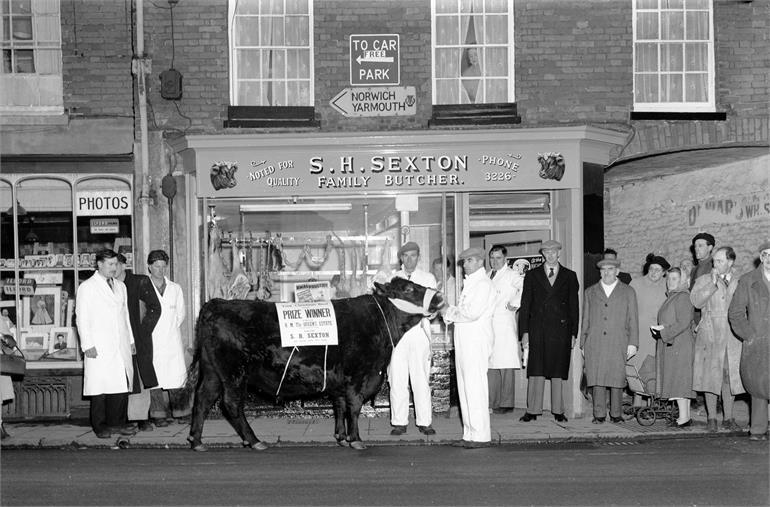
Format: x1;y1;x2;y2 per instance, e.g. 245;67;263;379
487;245;522;414
76;249;136;438
146;249;188;425
442;247;496;448
389;241;437;436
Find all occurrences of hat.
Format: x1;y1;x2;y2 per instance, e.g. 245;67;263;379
540;239;562;251
692;232;715;246
644;253;670;272
597;258;621;269
759;240;770;253
397;241;420;257
458;247;485;261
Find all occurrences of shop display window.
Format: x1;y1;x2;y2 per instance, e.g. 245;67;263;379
0;174;133;365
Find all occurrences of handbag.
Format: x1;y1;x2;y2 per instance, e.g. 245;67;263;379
1;333;26;377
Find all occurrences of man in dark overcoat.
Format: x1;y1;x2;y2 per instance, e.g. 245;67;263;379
728;240;770;441
116;254;162;431
518;240;579;422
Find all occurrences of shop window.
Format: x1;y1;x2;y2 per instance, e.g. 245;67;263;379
632;0;717;116
430;0;517;125
0;0;63;114
226;0;317;128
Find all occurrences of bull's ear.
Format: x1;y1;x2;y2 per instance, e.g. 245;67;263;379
373;282;388;296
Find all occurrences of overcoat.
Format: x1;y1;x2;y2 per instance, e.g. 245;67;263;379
518;264;579;379
124;272;161;391
581;282;638;388
656;288;695;399
690;270;744;395
629;275;667;371
76;272;134;396
728;267;770;400
150;277;187;389
489;265;522;369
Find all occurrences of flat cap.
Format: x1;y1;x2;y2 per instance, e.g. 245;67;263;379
540;239;562;251
458;247;485;261
692;232;716;246
597;258;621;269
759;240;770;252
398;241;420;257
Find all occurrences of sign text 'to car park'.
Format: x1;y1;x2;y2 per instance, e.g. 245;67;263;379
349;34;400;86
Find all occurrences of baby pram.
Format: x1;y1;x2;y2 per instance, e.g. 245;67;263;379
625;361;678;426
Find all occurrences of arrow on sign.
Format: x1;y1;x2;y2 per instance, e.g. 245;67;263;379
356;54;394;64
330;89;352;116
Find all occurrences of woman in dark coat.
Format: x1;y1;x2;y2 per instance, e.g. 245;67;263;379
653;268;695;427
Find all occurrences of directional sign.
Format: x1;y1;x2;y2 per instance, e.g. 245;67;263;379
330;86;416;117
350;34;400;86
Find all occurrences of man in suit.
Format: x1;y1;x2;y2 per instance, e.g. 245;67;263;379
76;249;136;439
388;241;437;436
518;240;580;422
115;254;162;431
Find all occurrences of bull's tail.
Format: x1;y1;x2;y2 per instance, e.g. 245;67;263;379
180;304;211;399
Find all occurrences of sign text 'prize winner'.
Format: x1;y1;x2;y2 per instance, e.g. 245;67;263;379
276;302;339;347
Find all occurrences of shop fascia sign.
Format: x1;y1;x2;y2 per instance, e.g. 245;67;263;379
76;190;132;216
200;145;576;199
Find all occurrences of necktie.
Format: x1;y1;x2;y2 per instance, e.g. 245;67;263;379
548;267;555;278
722;274;728;284
490;270;497;279
107;278;114;291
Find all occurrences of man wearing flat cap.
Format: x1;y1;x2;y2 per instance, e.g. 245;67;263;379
581;258;639;423
441;247;496;447
388;241;437;436
518;239;580;422
728;240;770;441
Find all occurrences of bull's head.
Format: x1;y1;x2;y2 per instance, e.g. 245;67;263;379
210;161;239;191
373;277;445;318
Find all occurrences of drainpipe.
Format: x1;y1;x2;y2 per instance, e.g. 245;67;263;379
133;0;151;271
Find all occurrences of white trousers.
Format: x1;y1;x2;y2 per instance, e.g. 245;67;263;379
455;333;491;442
388;324;433;427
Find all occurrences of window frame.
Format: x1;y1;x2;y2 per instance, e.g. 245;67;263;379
227;0;315;107
632;0;716;113
430;0;515;106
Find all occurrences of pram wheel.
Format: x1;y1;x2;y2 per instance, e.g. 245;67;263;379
636;407;656;426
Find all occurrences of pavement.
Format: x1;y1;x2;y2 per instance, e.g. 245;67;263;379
0;402;753;450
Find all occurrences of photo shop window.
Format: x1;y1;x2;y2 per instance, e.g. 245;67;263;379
432;0;514;105
0;0;63;112
633;0;715;112
229;0;313;107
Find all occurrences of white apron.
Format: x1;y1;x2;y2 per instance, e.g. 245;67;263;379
150;277;187;389
489;265;523;369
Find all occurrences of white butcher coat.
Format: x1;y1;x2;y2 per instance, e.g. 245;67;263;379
445;267;496;443
489;265;523;369
151;277;187;389
388;268;437;427
77;272;134;396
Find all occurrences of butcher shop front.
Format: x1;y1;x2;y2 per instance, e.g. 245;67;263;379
176;126;625;417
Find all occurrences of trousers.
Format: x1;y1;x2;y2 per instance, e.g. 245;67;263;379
455;332;491;442
526;376;564;415
592;386;623;419
388;324;432;427
90;392;128;432
488;368;515;409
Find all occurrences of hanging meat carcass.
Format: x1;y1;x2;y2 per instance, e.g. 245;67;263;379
226;241;251;300
207;221;228;300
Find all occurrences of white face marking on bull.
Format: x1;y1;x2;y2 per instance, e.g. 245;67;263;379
388;288;440;317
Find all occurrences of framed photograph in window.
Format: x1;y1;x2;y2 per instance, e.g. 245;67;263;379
48;327;75;352
22;287;62;330
20;331;48;351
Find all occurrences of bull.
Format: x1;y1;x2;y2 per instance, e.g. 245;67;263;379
187;277;444;451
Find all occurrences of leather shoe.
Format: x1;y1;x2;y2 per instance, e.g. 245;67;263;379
592;417;606;424
519;412;538;422
153;418;170;428
463;440;491;449
610;416;624;423
390;425;407;436
95;430;112;439
112;425;137;436
553;413;568;423
676;419;692;428
492;408;513;414
417;425;436;435
748;433;768;441
451;440;468;447
137;420;154;432
706;418;718;432
721;419;739;431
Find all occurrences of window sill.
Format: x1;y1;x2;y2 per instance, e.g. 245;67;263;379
630;111;727;121
429;103;521;127
224;106;320;129
0;110;68;126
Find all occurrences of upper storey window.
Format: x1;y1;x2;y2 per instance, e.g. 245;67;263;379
633;0;715;112
432;0;514;105
229;0;313;106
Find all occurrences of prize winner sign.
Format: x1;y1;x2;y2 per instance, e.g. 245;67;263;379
350;34;400;86
276;302;339;347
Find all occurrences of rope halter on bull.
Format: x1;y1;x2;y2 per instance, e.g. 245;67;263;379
275;288;438;398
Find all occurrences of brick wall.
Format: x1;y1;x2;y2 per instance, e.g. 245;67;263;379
604;153;770;278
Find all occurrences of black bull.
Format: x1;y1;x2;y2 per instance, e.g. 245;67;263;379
187;278;445;451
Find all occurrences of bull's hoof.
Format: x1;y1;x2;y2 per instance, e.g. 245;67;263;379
244;441;268;451
349;440;367;450
336;439;349;447
334;433;348;447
